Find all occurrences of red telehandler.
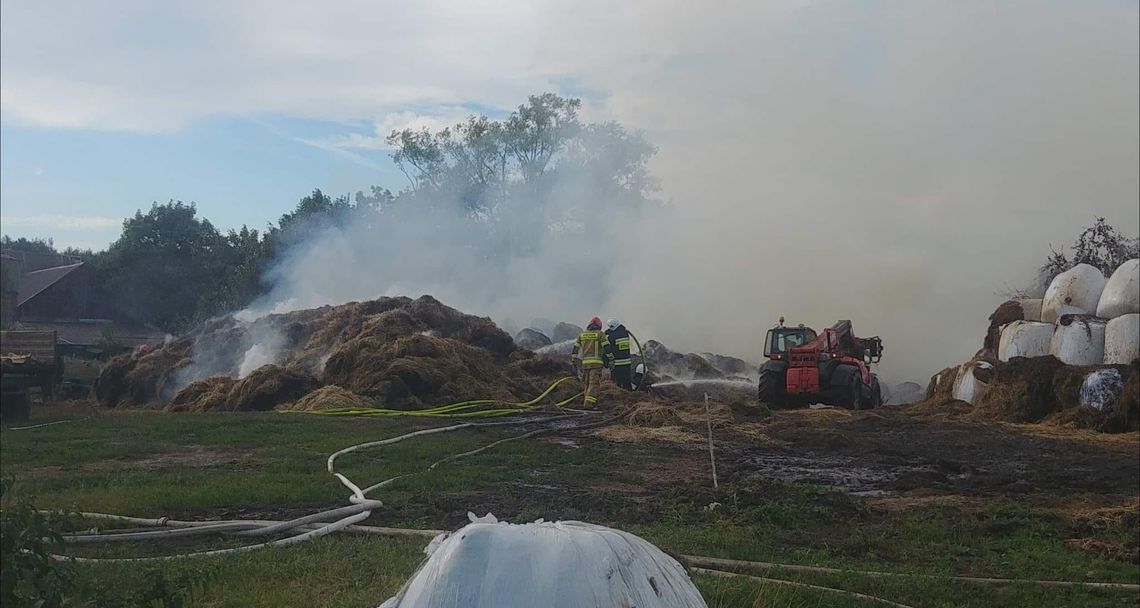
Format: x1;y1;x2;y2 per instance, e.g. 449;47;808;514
757;318;884;409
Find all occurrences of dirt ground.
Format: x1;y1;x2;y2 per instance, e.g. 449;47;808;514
359;404;1138;529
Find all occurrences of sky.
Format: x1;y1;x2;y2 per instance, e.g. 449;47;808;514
2;0;1138;380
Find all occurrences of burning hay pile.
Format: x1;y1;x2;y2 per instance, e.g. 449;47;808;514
94;296;574;412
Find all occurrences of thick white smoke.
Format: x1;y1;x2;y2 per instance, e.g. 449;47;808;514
242;1;1138;385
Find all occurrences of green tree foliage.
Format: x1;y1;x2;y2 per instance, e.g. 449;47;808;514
95;202;234;331
4;93;657;331
0;479;70;608
1041;217;1140;282
384;92;656;253
1;235;59;255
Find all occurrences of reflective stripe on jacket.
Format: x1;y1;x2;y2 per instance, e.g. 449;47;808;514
605;325;632;366
572;330;612;368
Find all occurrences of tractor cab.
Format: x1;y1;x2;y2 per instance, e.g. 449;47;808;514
763;318;817;360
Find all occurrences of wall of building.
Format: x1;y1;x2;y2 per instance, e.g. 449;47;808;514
18;266;91;321
0;256;23;330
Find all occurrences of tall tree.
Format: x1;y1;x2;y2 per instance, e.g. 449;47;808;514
97;201;230;331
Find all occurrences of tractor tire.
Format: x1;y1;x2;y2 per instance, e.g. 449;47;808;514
842;372;862;410
758;367;787;408
861;377;882;410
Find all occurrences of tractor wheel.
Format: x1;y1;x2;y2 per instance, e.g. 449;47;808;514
843;373;862;410
758;368;787;408
861;377;882;410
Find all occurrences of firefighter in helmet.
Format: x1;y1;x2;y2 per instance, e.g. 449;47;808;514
571;317;613;407
604;318;633;390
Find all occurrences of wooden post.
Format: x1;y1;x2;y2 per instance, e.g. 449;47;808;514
705;393;718;489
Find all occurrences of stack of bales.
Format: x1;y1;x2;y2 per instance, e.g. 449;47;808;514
945;260;1138;417
999;260;1139;366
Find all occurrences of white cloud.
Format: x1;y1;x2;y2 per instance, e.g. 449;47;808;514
0;0;550;132
301;107;476;155
2;215;121;230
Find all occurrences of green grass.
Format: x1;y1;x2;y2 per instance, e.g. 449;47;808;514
3;409;1137;607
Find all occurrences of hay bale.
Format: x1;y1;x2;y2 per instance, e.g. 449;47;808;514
322;333;516;408
974;355;1135;429
973;356;1066;422
552;322;583;342
93;354;134;408
984;299;1025;353
166;376;236;412
514;328;552;350
226;365;319;411
289;385;375;411
1116;364;1140;431
643;340;724;380
700;353;757;377
925;366;960;401
94;349;189;408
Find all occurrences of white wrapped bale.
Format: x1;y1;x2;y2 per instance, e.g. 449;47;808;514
998;320;1054;361
1079;369;1125;413
1104;314;1140;365
1050;316;1107;365
1096;259;1139;319
952;360;993;405
1016;298;1044;322
380;516;708;608
1041;264;1107;323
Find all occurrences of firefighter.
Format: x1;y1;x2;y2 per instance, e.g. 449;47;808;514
571;317;613;407
604;318;633;390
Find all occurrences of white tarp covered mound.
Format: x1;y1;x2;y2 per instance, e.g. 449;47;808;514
1104;314;1140;365
1016;298;1044;322
1096;259;1140;319
380;515;708;608
1050;316;1107;366
1042;264;1107;323
952;361;993;405
998;320;1054;361
1080;369;1126;413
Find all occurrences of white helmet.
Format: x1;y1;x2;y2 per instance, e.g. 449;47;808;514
605;318;620;331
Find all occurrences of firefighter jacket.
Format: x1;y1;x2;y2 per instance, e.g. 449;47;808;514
605;325;632;367
572;330;613;369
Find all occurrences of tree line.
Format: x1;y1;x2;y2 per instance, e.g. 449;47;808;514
1;93;660;333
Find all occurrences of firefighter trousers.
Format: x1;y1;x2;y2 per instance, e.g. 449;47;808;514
582;367;603;407
611;364;632;390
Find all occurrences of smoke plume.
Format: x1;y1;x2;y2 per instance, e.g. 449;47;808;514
243;1;1137;384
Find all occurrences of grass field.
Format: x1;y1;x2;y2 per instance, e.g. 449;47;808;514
2;404;1137;607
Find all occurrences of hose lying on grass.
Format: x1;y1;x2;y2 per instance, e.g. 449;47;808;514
50;410;603;562
293;376;583;418
41;388;1137;605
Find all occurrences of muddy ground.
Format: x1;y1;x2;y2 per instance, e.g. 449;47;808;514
308;406;1139;536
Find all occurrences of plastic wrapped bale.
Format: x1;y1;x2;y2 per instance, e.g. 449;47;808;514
379;517;708;608
1104;314;1140;365
998;320;1054;361
1080;369;1125;413
952;361;993;405
1041;264;1107;323
1050;315;1107;366
1016;298;1044;322
1096;259;1139;319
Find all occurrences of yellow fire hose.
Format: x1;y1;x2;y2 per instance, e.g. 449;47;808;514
291;376;583;418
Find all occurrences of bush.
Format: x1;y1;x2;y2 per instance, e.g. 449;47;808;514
0;479;71;608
